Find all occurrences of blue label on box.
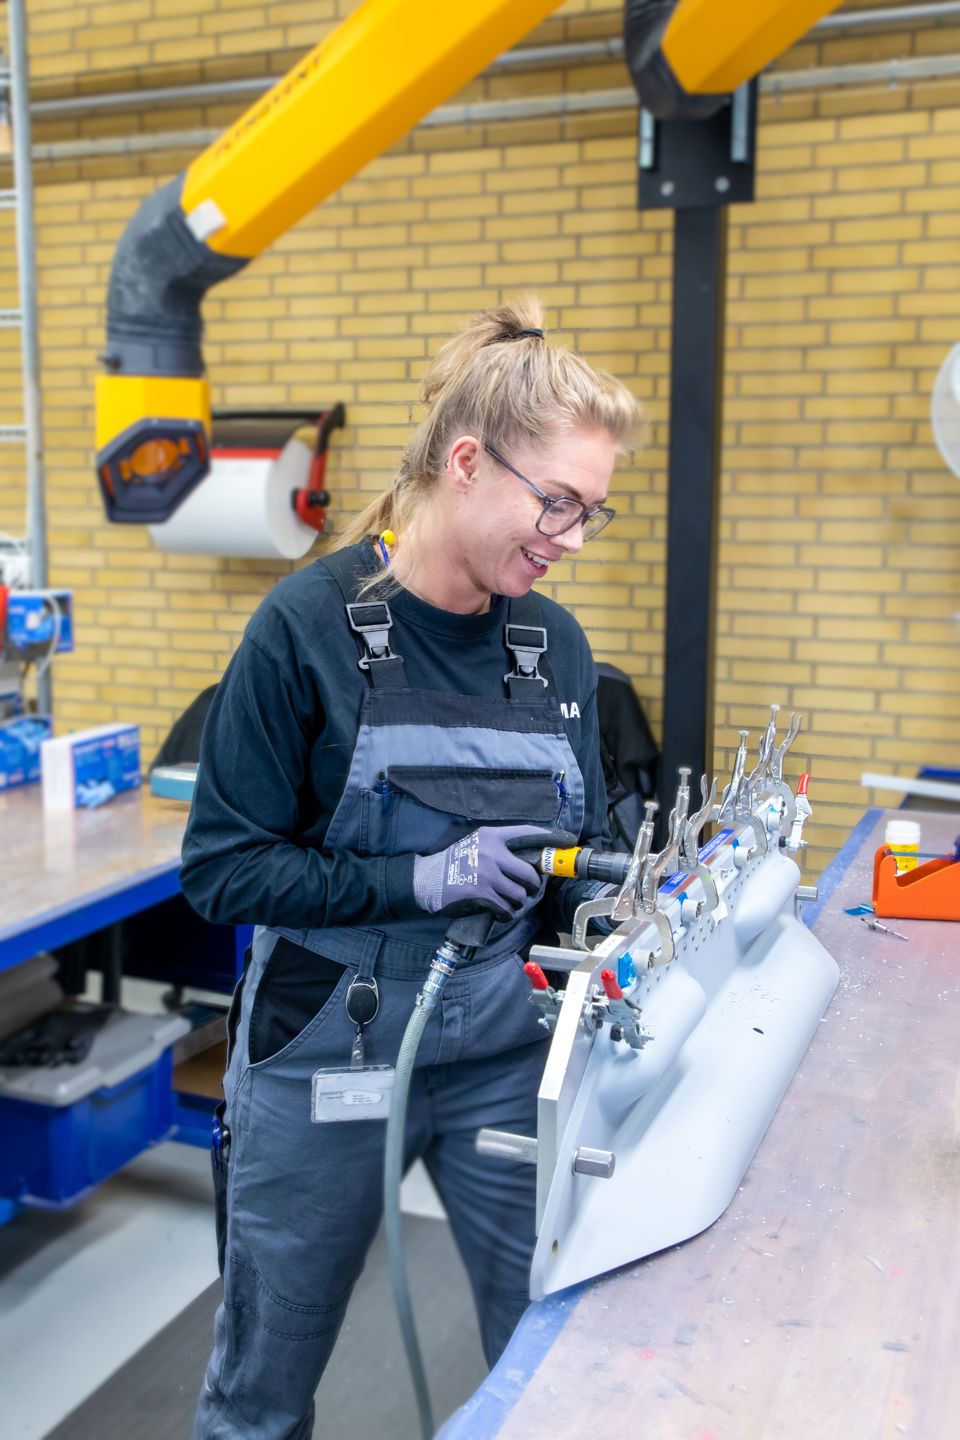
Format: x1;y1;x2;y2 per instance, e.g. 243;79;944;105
72;727;140;808
0;715;53;790
5;591;73;655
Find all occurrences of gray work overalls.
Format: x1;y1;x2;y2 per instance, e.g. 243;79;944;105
193;552;586;1440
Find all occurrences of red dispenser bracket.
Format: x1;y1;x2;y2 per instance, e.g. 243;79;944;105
293;402;346;534
872;844;960;923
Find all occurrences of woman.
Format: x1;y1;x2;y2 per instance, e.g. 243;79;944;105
182;299;639;1439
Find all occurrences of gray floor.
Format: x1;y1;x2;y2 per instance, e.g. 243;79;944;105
43;1215;487;1440
0;1142;222;1439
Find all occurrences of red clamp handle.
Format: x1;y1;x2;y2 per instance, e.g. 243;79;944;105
797;771;810;797
524;962;550;991
600;968;623;1001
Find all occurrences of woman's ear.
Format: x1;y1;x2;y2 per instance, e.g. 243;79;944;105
446;435;482;494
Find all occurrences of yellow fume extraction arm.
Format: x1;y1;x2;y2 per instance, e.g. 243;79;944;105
95;0;842;523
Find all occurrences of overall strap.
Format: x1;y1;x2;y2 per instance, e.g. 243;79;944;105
344;928;384;1032
321;543;408;689
504;591;557;699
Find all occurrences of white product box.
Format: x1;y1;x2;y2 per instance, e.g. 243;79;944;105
41;723;141;810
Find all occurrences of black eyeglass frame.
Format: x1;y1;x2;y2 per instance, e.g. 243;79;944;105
483;443;616;540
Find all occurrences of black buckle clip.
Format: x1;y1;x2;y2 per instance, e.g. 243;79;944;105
345;975;380;1028
503;623;548;688
346;601;397;671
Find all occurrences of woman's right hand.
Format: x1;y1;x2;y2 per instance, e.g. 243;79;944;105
412;824;576;921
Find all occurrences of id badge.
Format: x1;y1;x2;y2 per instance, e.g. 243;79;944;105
311;1065;395;1123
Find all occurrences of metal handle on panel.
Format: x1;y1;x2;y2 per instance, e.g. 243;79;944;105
476;1129;538;1165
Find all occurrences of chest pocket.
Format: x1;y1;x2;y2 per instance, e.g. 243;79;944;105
358;765;566;858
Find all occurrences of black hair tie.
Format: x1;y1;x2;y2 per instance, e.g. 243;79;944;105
515;327;544;340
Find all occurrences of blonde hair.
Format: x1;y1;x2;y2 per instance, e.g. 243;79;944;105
335;297;641;567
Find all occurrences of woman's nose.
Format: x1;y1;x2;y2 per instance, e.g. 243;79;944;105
556;520;585;555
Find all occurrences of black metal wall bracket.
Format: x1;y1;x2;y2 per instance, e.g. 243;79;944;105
637;81;757;212
635;83;757;842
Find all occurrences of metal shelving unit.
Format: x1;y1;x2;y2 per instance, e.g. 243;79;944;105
1;0;50;715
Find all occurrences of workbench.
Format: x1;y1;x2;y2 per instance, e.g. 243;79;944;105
441;807;960;1440
0;785;186;974
0;785;239;1220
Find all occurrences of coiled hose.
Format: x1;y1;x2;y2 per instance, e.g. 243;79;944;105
384;994;435;1438
383;914;493;1440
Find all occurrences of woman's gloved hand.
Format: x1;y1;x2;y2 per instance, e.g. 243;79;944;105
413;825;578;922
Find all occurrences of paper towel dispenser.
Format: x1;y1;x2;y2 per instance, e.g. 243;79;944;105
147;405;345;559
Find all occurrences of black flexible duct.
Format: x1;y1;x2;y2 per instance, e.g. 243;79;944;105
623;0;728;121
101;173;247;378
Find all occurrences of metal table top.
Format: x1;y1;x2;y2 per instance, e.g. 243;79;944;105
0;785;187;972
441;808;960;1440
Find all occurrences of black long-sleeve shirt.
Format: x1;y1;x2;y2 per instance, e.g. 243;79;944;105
180;544;609;935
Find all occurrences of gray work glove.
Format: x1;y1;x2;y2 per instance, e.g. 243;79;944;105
413;825;578;922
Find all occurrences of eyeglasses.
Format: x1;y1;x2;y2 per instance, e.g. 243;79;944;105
483;443;616;541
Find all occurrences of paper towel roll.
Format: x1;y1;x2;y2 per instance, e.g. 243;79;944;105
148;436;318;559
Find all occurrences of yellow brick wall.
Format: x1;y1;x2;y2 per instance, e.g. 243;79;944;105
9;0;624;97
1;0;959;877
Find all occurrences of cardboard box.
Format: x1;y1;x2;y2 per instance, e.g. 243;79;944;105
41;723;141;810
0;714;53;792
4;590;74;658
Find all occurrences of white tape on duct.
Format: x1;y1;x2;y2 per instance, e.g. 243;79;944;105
148;437;317;559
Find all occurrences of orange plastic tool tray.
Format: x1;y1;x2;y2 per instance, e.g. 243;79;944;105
872;844;960;922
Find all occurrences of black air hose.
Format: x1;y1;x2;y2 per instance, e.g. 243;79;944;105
623;0;728;121
102;173;247;379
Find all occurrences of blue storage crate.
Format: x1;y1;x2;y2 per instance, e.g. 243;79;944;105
0;1008;189;1207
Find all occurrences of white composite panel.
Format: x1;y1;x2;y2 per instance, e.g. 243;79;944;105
530;833;839;1299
